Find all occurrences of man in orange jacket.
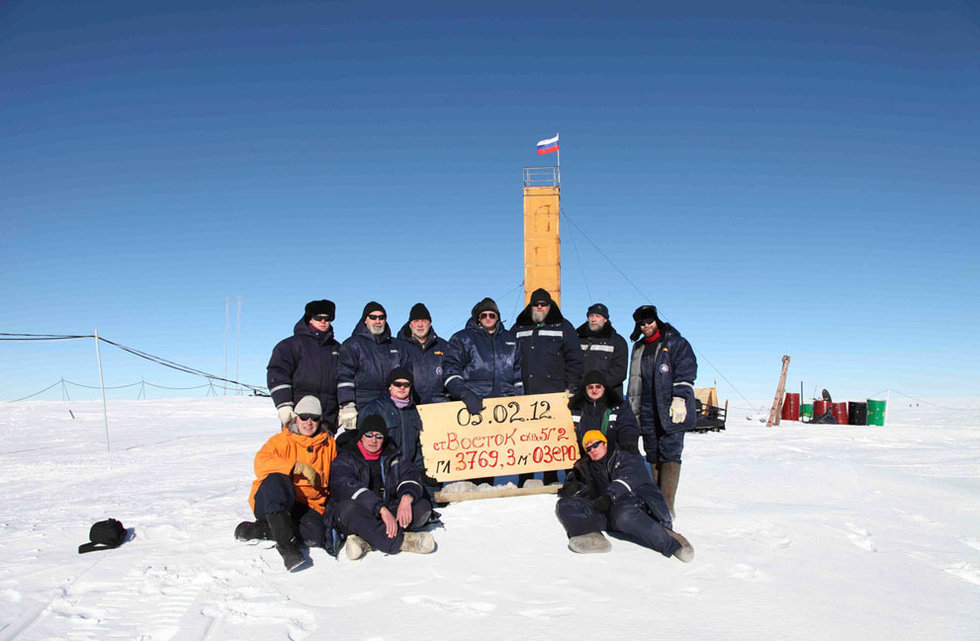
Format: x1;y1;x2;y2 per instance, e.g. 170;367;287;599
235;396;338;571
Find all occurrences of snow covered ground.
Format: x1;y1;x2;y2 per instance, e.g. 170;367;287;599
1;396;977;641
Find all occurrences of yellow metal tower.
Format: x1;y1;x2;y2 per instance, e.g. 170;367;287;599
522;167;561;306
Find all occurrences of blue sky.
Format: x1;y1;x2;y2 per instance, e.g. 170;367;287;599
2;0;978;404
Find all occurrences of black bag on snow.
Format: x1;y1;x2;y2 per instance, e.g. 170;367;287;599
78;518;127;554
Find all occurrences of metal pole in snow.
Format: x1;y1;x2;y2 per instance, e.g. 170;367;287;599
94;330;110;453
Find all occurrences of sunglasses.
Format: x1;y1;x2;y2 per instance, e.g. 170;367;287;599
532;301;550;308
479;312;498;319
584;441;604;452
367;314;386;321
390;381;412;388
311;315;331;322
639;319;657;326
363;432;385;440
297;414;321;422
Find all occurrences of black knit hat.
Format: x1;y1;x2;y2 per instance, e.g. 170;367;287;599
304;299;336;323
587;303;609;319
582;369;608;388
358;414;388;439
361;301;386;321
385;366;414;387
530;288;553;305
409;303;431;322
471;297;501;319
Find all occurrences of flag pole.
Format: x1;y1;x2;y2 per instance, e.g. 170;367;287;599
556;131;560;171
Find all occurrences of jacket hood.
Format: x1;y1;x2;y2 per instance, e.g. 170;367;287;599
350;318;392;343
515;300;565;326
576;320;616;339
397;321;440;346
569;370;623;409
278;425;331;446
464;315;508;333
294;317;336;343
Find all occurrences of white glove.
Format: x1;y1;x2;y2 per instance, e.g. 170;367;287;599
277;406;296;426
669;397;687;423
339;403;358;431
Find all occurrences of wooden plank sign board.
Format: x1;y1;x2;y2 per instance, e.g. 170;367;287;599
417;392;577;483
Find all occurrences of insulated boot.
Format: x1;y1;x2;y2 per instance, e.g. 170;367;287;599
345;534;373;561
266;510;307;572
568;532;612;554
234;519;270;542
658;461;681;519
667;529;695;563
399;531;436;554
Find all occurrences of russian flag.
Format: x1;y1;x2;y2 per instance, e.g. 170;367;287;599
536;134;559;155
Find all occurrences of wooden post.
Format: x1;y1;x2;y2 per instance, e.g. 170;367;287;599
766;355;791;427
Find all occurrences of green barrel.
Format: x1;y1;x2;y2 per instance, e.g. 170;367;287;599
801;403;814;420
867;399;887;426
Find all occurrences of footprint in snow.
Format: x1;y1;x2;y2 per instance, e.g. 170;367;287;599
400;595;496;616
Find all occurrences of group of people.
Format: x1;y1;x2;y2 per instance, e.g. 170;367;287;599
238;290;698;570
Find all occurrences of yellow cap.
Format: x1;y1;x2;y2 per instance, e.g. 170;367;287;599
581;430;607;447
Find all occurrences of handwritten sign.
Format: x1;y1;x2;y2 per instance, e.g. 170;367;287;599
417;392;577;482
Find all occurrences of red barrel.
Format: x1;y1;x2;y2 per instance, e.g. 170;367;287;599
813;400;831;420
781;392;800;421
831;402;848;425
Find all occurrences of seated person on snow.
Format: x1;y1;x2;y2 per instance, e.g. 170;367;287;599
235;395;338;572
328;414;436;560
358;366;440;497
568;369;640;457
555;429;694;562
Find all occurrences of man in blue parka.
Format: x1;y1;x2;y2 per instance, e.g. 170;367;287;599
267;300;342;433
576;303;629;400
512;287;583;486
358;367;427;482
569;369;640;456
626;304;697;518
555;430;693;561
442;297;523;486
337;301;410;430
396;303;450;404
442;297;523;412
328;415;435;559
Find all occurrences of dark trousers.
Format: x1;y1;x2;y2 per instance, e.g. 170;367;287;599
555;496;680;557
253;473;329;548
333;497;432;554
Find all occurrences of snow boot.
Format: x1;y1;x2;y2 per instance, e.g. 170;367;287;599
266;510;307;572
345;535;373;561
568;532;612;554
399;531;436;554
658;461;680;519
667;529;694;563
234;519;270;542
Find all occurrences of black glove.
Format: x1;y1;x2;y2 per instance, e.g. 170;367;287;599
593;495;611;514
461;391;484;415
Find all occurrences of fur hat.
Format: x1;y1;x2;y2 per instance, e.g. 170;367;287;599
409;303;431;322
358;414;389;439
581;429;607;447
630;305;661;341
587;303;609;319
304;300;336;323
